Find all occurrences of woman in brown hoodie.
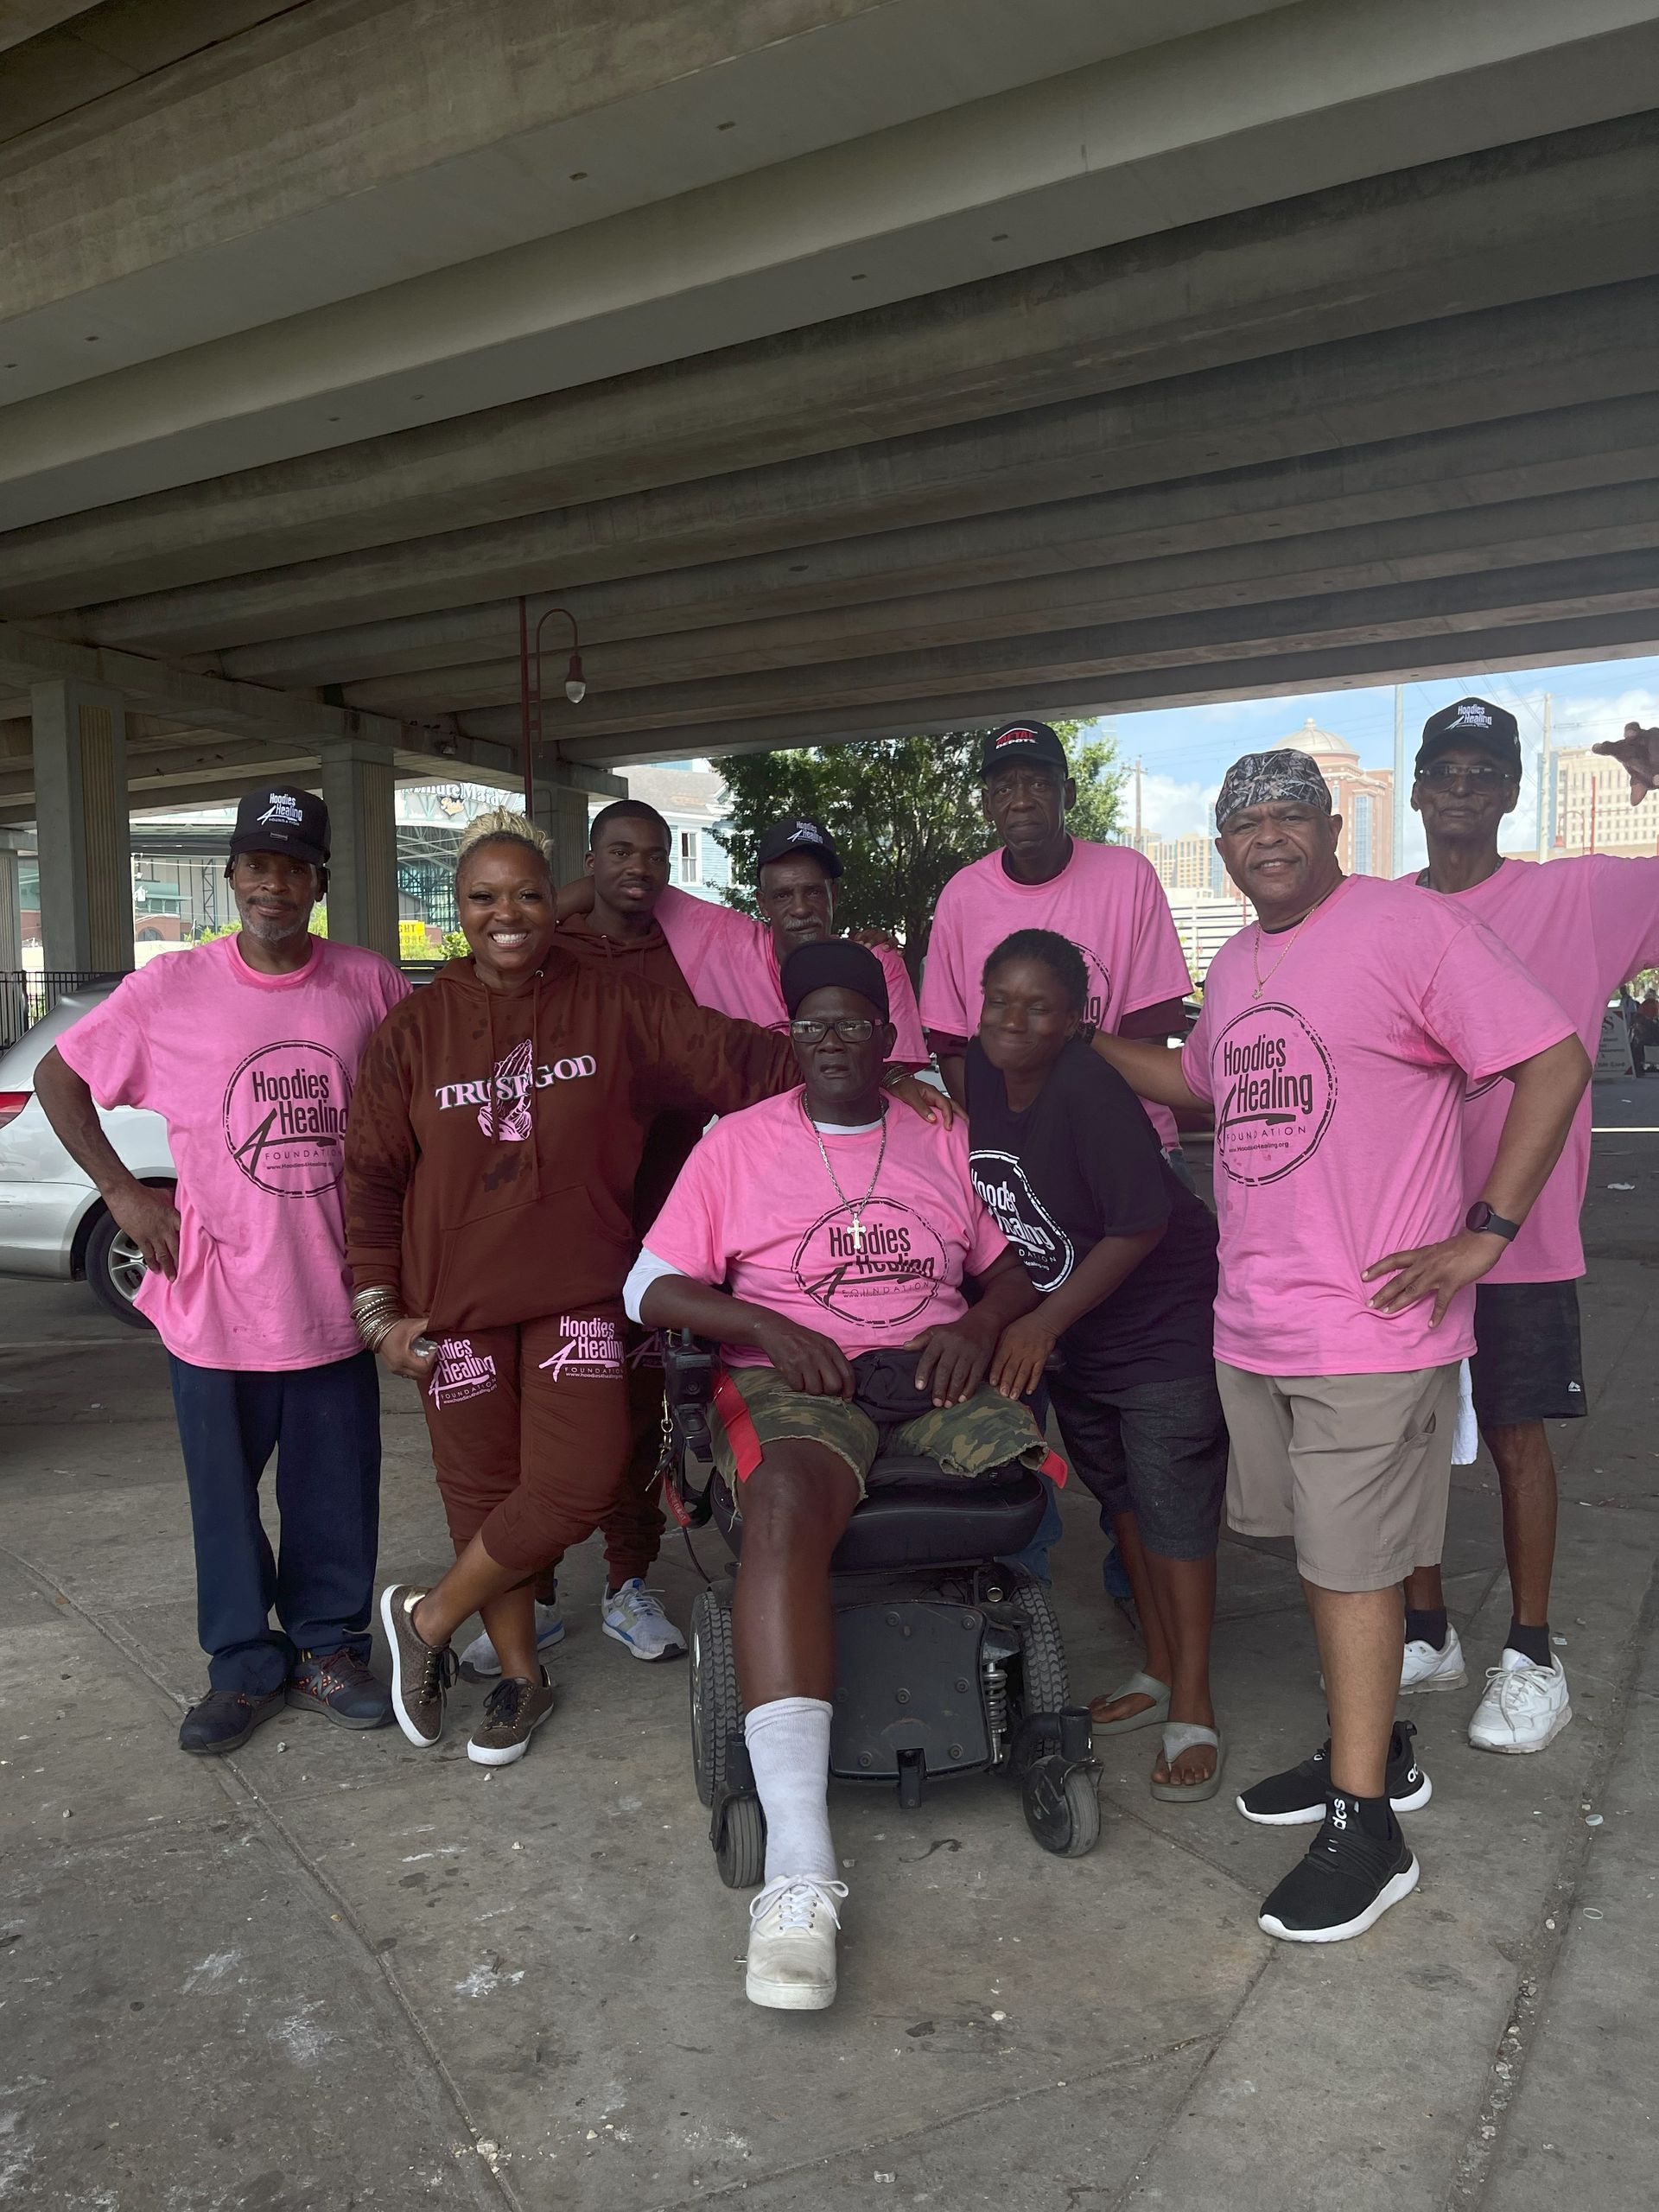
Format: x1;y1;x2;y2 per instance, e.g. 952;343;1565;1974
348;810;946;1768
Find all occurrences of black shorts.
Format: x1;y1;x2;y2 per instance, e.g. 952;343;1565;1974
1046;1369;1228;1561
1470;1281;1586;1427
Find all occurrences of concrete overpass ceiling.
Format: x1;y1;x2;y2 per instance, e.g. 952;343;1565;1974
2;0;1658;786
3;2;1659;531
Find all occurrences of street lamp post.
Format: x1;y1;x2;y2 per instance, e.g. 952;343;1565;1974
517;598;587;822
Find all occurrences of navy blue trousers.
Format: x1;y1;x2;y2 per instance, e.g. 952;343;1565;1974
168;1350;381;1696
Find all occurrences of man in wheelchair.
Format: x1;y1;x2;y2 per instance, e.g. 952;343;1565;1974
623;939;1053;2011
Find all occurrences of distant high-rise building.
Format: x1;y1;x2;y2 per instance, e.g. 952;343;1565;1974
1550;745;1659;859
1281;717;1395;878
1131;830;1227;895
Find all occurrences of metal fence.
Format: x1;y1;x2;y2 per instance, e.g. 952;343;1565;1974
0;971;123;1052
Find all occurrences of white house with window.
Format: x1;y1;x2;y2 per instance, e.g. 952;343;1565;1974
588;762;731;902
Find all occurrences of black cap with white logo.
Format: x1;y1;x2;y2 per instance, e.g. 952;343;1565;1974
980;721;1069;777
1415;697;1522;779
755;816;842;878
229;786;330;868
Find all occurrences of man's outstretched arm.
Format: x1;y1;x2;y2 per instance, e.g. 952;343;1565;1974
1090;1029;1207;1114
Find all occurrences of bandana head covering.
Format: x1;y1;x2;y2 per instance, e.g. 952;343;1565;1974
1215;748;1332;832
780;939;890;1022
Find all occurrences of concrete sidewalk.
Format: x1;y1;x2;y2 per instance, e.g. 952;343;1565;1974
2;1095;1654;2211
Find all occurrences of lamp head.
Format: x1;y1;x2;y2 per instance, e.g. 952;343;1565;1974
563;652;587;705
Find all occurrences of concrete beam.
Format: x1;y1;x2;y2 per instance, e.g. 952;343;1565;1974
0;619;404;747
206;395;1659;689
340;478;1659;715
320;741;398;961
456;550;1659;747
541;611;1659;770
50;280;1659;655
9;111;1659;603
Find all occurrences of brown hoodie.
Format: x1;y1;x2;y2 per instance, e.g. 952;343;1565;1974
345;945;795;1332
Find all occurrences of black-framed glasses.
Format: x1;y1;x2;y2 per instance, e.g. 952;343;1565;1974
1415;760;1510;789
789;1016;875;1044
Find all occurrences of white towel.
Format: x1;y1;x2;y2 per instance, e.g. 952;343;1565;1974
1452;1358;1479;1465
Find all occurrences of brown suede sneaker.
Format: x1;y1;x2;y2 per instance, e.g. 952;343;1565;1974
379;1585;455;1747
467;1669;558;1767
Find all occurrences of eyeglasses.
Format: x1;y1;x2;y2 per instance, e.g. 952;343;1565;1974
789;1017;875;1043
1415;761;1510;789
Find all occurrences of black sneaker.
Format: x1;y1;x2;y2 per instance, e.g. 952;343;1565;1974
178;1687;284;1757
1236;1721;1430;1827
288;1648;393;1730
1258;1792;1420;1942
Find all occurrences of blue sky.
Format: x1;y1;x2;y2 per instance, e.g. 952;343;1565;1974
1084;651;1659;874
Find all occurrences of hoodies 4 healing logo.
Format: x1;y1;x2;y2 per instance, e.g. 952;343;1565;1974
1212;1002;1338;1185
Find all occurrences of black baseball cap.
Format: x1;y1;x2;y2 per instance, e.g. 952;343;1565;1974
229;785;330;868
780;938;889;1021
1415;698;1522;779
755;817;842;878
980;721;1068;777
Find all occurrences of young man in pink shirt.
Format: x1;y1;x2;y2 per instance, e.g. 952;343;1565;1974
625;940;1052;2010
919;721;1192;1168
1097;749;1586;1944
35;788;408;1756
1398;702;1659;1751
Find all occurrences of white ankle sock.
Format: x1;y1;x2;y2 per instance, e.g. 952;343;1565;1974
744;1696;836;1883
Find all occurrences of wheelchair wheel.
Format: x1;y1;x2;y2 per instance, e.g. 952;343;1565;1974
715;1795;767;1890
1022;1759;1101;1859
689;1586;741;1809
1005;1572;1069;1718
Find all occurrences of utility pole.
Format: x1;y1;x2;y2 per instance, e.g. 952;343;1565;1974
1134;755;1143;844
1391;684;1407;873
1536;692;1554;861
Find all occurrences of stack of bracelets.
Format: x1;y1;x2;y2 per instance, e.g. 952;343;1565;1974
351;1285;405;1354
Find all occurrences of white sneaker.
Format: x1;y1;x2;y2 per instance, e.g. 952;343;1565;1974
745;1877;849;2011
1468;1649;1572;1754
601;1579;688;1662
459;1599;565;1679
1401;1627;1467;1694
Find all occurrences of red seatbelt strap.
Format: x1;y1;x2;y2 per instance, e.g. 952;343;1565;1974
711;1368;766;1482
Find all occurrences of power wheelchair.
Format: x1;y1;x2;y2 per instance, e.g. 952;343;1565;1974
658;1332;1102;1888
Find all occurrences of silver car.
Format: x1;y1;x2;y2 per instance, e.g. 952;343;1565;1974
0;984;175;1326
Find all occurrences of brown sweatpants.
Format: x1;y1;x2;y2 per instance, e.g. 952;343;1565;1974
533;1326;669;1599
420;1306;631;1576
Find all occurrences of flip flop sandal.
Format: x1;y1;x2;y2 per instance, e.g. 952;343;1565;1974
1150;1722;1224;1803
1089;1670;1171;1735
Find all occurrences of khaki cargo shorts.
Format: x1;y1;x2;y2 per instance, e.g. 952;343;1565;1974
708;1363;1052;1500
1215;1361;1459;1592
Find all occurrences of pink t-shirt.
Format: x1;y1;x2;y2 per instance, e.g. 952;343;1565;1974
1414;856;1659;1282
639;1088;1008;1365
58;935;409;1370
1182;875;1574;1377
920;840;1191;1147
654;887;925;1065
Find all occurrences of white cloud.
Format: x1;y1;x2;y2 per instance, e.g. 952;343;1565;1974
1129;772;1220;839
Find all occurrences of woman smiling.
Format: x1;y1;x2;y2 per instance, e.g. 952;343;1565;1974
342;809;803;1770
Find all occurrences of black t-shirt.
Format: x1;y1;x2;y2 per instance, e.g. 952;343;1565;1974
965;1035;1217;1390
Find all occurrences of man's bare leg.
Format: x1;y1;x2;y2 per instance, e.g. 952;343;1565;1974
1147;1551;1218;1786
1305;1580;1404;1799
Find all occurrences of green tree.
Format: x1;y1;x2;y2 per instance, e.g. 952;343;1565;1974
715;722;1122;982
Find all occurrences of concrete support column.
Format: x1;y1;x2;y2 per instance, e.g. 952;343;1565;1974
31;678;130;974
531;758;626;887
0;830;23;970
320;740;399;961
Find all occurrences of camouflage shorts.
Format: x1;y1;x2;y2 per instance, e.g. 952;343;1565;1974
708;1363;1052;1501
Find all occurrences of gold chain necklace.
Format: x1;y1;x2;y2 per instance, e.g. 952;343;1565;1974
807;1101;888;1250
1250;882;1339;1000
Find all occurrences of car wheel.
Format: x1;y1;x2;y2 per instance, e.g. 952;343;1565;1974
85;1207;155;1329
